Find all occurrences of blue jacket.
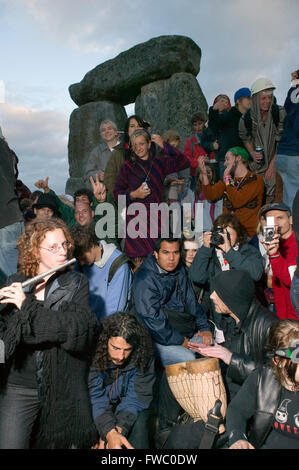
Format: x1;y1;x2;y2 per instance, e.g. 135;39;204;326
88;357;156;439
132;254;210;346
76;242;132;322
277;83;299;155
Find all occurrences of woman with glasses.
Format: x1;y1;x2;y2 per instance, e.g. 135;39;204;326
0;218;99;449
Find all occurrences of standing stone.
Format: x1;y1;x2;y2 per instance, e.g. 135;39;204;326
69;35;202;107
66;101;127;195
135;72;208;148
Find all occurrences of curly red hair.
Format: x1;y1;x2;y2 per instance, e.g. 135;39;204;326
17;218;74;278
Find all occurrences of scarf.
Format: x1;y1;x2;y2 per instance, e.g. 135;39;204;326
250;93;277;171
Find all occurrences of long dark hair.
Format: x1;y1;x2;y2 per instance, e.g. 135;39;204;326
92;312;154;372
124;115;151;144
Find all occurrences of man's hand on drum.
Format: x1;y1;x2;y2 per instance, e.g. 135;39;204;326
187;342;232;365
194;330;213;345
229;440;255;450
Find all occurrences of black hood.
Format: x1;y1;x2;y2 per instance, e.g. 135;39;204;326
210;270;255;322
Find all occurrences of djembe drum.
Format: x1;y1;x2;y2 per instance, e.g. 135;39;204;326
166;357;227;433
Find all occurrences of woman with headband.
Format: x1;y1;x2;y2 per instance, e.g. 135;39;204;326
0;218;99;449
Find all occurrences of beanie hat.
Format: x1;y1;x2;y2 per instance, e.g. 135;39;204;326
228;146;249;162
234;87;251;103
210;270;255;322
32;193;59;216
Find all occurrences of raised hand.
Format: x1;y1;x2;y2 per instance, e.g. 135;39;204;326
34;177;50;193
90;174;106;202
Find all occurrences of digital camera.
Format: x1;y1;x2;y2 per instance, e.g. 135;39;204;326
263;225;275;243
210;226;230;246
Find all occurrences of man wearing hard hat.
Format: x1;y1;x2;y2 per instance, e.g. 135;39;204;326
239;77;286;204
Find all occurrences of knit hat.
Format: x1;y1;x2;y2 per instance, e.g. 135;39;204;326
234;87;251;103
260;202;292;218
210;270;255;322
32;193;59;216
228;146;249;162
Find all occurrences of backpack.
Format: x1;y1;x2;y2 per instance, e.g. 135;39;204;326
108;253;130;284
242;104;280;137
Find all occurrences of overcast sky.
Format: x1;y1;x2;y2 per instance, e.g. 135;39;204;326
0;0;298;194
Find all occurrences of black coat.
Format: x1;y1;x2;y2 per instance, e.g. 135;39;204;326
222;299;277;399
0;269;99;448
0;139;23;229
226;365;284;449
208;106;245;162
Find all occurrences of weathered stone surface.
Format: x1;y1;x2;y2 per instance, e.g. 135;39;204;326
135;72;208;148
65;101;127;195
69;35;202;107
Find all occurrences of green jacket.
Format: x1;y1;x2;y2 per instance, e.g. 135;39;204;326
104;148;125;201
48;189;119;247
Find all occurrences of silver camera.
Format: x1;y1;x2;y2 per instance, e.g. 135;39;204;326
263;226;275;243
143;182;149;191
263;216;275;243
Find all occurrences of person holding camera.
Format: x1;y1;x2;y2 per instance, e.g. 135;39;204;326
260;202;297;320
198;146;264;238
189;213;264;327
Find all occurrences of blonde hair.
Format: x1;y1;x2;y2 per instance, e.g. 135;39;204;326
162;129;181;144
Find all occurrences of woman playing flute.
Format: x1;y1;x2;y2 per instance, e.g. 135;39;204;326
0;218;99;449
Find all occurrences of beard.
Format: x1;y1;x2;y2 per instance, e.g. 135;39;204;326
230;161;238;178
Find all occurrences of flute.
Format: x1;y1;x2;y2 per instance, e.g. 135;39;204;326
0;259;77;300
21;258;77;288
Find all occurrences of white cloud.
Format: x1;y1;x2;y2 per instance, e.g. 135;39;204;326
0;102;69;194
0;81;5;103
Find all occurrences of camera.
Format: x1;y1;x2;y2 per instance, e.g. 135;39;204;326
210;226;230;246
263;226;275;243
143;182;149;191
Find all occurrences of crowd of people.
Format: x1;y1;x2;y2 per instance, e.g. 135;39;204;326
0;71;298;450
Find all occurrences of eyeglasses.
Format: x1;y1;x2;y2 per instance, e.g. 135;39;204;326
40;241;72;254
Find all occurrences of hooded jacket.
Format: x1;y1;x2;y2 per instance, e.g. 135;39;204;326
132;254;210;346
210;269;277;399
77;241;132;322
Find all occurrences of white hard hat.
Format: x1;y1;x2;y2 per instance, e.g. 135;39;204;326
251;77;276;96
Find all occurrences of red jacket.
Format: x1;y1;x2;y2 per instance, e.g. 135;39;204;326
270;232;298;319
184;133;207;176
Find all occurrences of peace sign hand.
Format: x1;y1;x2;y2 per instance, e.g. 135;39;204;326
89;174;106;202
